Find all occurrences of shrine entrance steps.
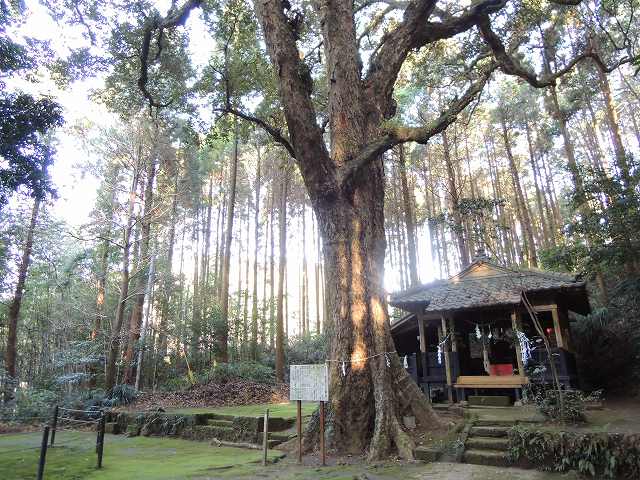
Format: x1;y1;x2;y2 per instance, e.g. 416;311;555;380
462;419;513;467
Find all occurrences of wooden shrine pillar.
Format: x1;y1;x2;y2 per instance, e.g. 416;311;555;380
439;318;453;403
448;317;460;401
550;305;565;349
511;310;525;376
417;315;428;390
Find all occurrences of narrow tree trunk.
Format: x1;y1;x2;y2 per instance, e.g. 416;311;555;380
217;117;239;362
158;169;179;360
501;117;537;267
4;196;40;388
595;60;631;184
275;164;289;382
105;164;140;392
442;131;469;267
269;183;276;349
123;151;157;384
250;150;261;360
398;145;419;285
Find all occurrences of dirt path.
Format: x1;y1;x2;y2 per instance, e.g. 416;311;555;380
204;458;580;480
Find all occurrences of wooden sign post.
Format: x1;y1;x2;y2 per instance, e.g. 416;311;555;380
290;364;329;466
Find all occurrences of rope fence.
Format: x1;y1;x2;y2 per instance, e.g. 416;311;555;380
27;404;107;479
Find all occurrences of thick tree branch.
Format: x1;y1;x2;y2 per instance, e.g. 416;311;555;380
255;0;336;198
216;106;296;159
137;0;202;109
341;65;495;188
365;0;506;117
478;15;636;87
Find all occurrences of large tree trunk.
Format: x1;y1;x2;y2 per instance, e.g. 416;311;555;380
4;196;40;388
217;117;239;362
255;0;445;459
311;161;444;459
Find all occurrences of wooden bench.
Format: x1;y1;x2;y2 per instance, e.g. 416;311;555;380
453;375;529;389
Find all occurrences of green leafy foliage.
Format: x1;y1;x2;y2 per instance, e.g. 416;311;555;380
573;308;637;392
0;387;56;422
509;425;640;478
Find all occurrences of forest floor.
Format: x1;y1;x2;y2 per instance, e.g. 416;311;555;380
126;379;289;411
0;431;576;480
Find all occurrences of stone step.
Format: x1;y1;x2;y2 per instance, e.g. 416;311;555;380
469;426;509;438
190;425;236;442
414;446;441;463
207;419;233;427
466;437;509;451
463;449;509;467
270;433;293;442
474;419;516;427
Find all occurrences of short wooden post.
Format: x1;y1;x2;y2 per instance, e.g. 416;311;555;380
50;405;58;447
319;401;325;466
37;425;50;480
96;414;105;469
262;409;269;466
296;400;302;464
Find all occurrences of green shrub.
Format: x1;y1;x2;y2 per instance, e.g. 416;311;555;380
509;425;640;478
105;384;139;406
0;388;57;422
534;388;589;423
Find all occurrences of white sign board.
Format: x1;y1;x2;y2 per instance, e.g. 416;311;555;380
290;364;329;402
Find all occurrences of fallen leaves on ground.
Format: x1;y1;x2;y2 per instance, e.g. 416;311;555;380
126;379;289;411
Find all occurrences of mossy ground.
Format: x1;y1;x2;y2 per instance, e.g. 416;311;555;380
0;431;573;479
166;401;317;418
0;431;281;479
